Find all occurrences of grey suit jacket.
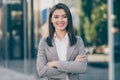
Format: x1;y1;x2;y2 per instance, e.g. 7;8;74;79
36;36;87;80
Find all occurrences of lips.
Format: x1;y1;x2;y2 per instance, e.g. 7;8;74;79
57;23;65;27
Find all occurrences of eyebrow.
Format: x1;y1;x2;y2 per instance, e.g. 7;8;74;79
53;14;67;16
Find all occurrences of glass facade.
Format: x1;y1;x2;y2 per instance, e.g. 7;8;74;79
113;0;120;80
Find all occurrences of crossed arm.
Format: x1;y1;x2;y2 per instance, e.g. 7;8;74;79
37;52;87;78
47;54;86;68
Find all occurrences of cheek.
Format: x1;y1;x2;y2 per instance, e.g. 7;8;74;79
65;20;68;25
51;19;56;24
52;21;56;26
65;19;68;23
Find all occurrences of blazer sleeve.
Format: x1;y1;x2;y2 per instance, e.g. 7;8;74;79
36;38;66;79
57;37;87;74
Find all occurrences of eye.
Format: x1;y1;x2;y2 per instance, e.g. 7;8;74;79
62;15;67;18
53;15;59;18
54;16;58;18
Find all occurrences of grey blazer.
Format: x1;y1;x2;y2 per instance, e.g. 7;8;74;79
36;36;87;80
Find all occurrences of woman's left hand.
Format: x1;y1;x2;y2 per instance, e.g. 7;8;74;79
75;55;87;61
47;61;58;68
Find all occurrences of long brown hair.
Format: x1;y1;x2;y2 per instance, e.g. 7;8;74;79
46;3;77;46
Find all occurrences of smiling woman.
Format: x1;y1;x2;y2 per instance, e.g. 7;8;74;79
36;3;87;80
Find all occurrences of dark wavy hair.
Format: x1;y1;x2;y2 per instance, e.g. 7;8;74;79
46;3;77;46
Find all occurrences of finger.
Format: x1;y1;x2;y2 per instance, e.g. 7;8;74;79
77;55;86;59
77;57;87;61
77;55;86;57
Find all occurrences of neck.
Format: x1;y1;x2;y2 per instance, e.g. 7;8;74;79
55;30;67;39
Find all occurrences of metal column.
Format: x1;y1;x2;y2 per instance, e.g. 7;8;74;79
23;0;28;74
108;0;114;80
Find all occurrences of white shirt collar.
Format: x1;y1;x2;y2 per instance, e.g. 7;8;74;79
54;32;68;42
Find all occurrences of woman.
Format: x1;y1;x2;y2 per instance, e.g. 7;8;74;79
36;3;87;80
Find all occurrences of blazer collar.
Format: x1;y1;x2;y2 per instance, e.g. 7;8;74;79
67;43;76;61
51;39;59;60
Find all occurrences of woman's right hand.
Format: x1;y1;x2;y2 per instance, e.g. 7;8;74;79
75;55;87;62
46;61;58;68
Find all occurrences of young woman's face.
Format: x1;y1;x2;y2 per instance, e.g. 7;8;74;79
51;9;68;32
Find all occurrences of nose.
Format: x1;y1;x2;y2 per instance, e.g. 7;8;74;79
58;17;62;21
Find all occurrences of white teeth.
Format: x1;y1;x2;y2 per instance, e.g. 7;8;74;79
58;24;63;26
58;23;63;25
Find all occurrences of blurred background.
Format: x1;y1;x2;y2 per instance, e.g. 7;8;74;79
0;0;120;80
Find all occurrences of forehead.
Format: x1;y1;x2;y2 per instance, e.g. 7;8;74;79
52;9;66;15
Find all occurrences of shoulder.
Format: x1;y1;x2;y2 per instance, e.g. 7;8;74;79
39;37;47;45
76;36;83;41
75;35;84;44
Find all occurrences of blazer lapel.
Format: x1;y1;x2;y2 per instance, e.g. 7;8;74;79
67;43;76;61
48;40;59;60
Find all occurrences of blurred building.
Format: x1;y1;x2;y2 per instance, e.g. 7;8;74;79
113;0;120;80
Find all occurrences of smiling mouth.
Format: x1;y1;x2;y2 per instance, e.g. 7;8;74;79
58;24;64;27
57;23;65;26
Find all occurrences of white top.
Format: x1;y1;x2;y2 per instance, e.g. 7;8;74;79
54;33;68;61
54;33;69;80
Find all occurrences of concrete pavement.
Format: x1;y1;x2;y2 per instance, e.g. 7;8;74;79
0;66;35;80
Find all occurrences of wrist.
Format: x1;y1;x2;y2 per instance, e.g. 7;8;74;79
54;61;58;67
